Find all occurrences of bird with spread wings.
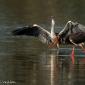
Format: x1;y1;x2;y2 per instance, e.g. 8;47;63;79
12;20;85;49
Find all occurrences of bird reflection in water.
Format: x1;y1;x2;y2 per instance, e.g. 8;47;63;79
12;47;85;85
40;49;74;85
45;49;85;85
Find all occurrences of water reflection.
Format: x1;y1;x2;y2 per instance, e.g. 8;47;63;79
0;43;85;85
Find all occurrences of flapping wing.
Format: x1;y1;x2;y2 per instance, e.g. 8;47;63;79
12;24;52;44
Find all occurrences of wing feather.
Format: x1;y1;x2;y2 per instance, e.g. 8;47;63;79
12;24;52;44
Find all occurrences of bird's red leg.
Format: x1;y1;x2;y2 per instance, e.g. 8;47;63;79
48;36;59;48
48;42;54;48
48;39;56;48
48;39;58;48
71;47;75;64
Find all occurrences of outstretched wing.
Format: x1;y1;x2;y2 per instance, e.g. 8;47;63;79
12;24;52;44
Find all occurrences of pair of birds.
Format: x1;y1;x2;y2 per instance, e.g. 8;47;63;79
12;19;85;61
12;19;85;49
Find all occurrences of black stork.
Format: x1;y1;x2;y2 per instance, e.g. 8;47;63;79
58;21;85;50
57;21;85;64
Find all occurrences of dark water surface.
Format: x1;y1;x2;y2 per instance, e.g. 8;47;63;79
0;0;85;85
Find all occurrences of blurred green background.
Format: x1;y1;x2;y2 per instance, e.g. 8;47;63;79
0;0;85;26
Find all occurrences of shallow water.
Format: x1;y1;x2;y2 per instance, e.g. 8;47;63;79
0;38;85;85
0;0;85;85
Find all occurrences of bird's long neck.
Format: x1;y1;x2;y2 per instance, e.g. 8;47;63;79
51;19;55;38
